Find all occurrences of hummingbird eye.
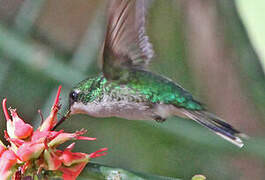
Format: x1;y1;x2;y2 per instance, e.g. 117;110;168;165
69;91;79;102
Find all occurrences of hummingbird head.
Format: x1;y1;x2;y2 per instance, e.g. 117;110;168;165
68;75;106;115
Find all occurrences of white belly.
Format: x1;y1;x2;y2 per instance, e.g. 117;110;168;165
70;100;153;120
70;99;185;121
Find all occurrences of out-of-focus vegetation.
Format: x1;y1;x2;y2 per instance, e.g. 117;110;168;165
236;0;265;70
0;0;264;179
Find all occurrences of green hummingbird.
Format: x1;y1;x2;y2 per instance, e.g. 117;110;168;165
66;0;245;147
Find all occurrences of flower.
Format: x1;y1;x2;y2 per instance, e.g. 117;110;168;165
0;86;107;180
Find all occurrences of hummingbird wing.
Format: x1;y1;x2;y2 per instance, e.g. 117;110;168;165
102;0;154;79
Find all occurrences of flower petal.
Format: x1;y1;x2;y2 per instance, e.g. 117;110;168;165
39;86;61;132
0;140;6;156
4;131;24;147
48;130;95;147
31;130;50;143
89;148;108;158
65;143;75;152
44;149;62;171
0;150;18;180
60;150;89;167
60;162;87;180
2;99;16;139
2;98;10;121
10;109;33;139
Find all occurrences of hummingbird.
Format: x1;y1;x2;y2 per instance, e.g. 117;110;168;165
63;0;245;147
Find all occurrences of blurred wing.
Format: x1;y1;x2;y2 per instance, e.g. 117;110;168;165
102;0;154;79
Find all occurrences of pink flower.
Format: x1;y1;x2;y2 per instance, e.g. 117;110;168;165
0;86;107;180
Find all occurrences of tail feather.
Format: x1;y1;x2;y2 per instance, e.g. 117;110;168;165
182;110;245;148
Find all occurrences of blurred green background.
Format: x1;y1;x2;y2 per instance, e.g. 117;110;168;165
0;0;264;179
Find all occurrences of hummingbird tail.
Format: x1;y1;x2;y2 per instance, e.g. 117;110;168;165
181;110;246;148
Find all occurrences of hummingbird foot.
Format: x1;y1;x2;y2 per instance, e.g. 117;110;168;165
153;115;166;123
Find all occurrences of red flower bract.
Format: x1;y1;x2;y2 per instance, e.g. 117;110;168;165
0;150;18;179
0;86;107;180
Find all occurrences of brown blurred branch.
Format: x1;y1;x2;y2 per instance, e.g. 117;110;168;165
179;0;264;135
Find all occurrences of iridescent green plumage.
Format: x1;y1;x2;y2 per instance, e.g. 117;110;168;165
75;70;203;111
76;76;106;103
125;69;203;110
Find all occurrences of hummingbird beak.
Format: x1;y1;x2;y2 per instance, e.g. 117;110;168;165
65;110;71;118
52;110;71;130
